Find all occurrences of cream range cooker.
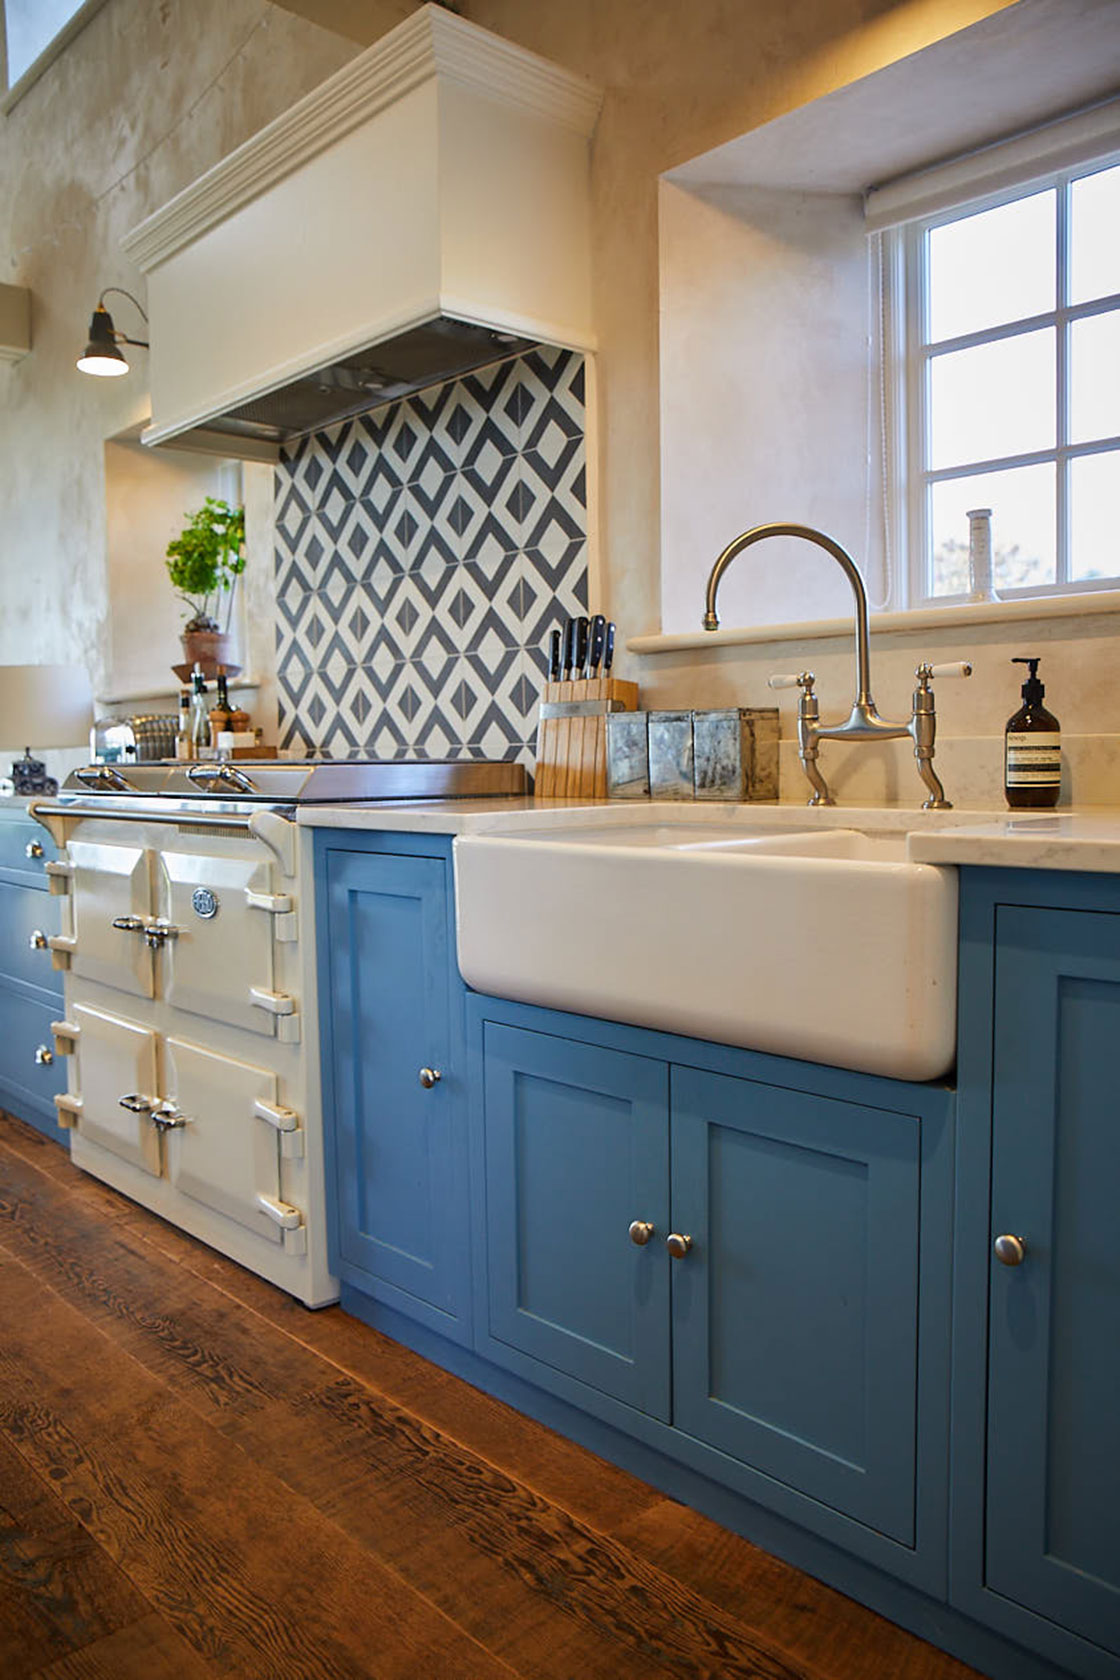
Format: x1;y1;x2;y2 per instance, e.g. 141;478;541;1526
31;758;525;1307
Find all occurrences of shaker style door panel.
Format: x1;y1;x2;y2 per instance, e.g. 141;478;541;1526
71;1004;161;1175
987;906;1120;1653
0;878;62;996
160;848;276;1036
670;1066;921;1545
480;1022;671;1418
163;1037;284;1245
67;841;154;998
326;849;469;1332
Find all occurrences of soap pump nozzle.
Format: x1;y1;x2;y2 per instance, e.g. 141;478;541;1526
1012;655;1045;705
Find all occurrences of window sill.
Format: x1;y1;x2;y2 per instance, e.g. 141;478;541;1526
628;590;1120;655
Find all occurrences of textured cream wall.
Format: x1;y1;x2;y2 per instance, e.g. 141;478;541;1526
15;0;1107;806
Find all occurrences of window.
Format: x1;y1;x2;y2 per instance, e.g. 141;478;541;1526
2;0;107;100
872;110;1120;613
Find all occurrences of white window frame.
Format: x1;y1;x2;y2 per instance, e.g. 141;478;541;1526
868;98;1120;615
1;0;108;110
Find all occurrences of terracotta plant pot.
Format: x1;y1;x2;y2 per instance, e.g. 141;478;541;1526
178;629;236;680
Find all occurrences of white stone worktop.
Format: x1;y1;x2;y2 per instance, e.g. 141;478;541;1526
299;796;1120;871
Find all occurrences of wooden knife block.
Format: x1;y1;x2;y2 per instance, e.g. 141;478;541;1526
535;677;640;798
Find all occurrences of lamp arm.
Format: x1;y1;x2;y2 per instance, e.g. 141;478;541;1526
99;287;148;325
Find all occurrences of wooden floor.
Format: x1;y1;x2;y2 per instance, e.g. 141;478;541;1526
0;1112;986;1680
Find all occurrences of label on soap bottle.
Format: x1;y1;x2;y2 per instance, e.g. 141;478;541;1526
1005;732;1061;786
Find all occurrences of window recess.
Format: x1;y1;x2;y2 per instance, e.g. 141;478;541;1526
867;97;1120;613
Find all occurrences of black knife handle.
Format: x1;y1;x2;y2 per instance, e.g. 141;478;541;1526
574;617;590;681
587;614;606;677
562;618;578;681
603;621;616;672
548;629;562;682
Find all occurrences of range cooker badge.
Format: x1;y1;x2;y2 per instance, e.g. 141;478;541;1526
191;887;219;920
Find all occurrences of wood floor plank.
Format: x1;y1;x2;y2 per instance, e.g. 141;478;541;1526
0;1134;831;1680
611;1500;984;1680
0;1435;153;1675
0;1113;654;1535
0;1254;521;1680
27;1611;218;1679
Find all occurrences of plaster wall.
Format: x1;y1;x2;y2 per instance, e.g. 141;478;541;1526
9;0;1119;804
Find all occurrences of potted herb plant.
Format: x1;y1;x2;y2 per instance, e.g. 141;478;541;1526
165;496;246;675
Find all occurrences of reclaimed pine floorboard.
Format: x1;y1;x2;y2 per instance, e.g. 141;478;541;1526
0;1112;984;1680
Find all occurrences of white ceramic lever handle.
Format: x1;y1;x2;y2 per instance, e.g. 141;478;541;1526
926;662;972;679
767;674;803;690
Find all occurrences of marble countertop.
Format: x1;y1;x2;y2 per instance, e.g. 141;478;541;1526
298;796;1120;871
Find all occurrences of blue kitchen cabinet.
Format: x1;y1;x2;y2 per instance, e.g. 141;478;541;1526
478;1019;672;1415
471;1001;947;1566
954;870;1120;1679
0;807;66;1141
317;835;472;1343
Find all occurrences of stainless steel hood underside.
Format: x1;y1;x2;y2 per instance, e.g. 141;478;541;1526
201;317;538;449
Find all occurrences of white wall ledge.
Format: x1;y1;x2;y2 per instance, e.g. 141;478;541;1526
629;591;1120;654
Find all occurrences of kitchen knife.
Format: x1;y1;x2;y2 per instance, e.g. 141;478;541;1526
574;616;590;680
562;618;578;681
603;621;616;673
587;614;606;677
548;629;562;682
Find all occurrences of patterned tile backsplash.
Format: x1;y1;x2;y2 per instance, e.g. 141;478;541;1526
273;346;588;764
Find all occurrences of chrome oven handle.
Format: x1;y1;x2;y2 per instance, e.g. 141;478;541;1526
112;914;147;934
144;918;181;950
151;1100;190;1132
119;1093;154;1114
75;765;134;790
186;762;258;795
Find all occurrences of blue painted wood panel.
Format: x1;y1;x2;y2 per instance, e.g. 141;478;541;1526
324;846;471;1338
987;904;1120;1655
671;1065;921;1544
480;1021;672;1416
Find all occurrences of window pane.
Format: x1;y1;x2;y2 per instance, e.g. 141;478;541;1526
1071;163;1120;306
1071;311;1120;444
1070;451;1120;581
930;465;1055;596
928;191;1054;342
5;0;89;85
929;329;1055;469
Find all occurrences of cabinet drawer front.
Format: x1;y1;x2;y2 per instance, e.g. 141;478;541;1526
0;879;61;996
671;1066;920;1544
988;906;1120;1651
0;987;66;1109
481;1022;671;1418
0;815;55;885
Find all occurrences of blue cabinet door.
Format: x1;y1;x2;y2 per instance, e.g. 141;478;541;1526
671;1065;921;1545
478;1020;672;1417
324;846;471;1340
987;905;1120;1654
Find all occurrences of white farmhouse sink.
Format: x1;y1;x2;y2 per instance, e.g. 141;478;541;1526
453;818;958;1081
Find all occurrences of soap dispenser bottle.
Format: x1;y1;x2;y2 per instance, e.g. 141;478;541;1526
1005;657;1061;808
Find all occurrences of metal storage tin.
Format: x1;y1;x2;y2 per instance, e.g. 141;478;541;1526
605;711;650;798
648;711;694;800
692;707;780;801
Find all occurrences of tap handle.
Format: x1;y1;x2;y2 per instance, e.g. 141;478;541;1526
917;661;972;685
768;672;816;692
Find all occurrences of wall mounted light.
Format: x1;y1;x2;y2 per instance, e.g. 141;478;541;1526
76;287;149;377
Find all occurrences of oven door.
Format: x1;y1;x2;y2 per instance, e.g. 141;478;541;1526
163;1036;295;1245
66;839;155;999
159;846;280;1037
71;1002;162;1175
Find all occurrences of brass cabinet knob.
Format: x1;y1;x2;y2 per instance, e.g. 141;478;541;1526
29;929;48;951
628;1220;654;1246
994;1233;1026;1267
666;1232;693;1259
25;841;44;859
34;1045;53;1066
418;1067;442;1089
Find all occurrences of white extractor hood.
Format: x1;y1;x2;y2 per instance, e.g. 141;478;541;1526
123;4;603;458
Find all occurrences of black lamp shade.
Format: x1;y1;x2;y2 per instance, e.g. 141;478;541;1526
77;304;128;376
